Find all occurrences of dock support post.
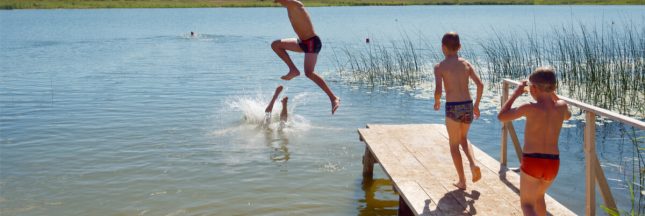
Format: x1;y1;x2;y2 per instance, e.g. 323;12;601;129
363;146;375;179
584;112;596;216
398;196;414;216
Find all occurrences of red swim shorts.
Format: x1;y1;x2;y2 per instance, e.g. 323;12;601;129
520;153;560;181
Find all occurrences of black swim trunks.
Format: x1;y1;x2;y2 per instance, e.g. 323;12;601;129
298;35;322;53
445;100;474;124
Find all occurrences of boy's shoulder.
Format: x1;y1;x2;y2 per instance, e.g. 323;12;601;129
518;102;538;113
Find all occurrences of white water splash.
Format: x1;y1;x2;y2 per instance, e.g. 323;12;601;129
212;91;313;136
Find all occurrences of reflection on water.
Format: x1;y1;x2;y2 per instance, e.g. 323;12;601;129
358;178;399;216
264;127;290;163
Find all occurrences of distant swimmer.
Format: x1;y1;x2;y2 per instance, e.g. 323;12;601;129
190;31;195;37
271;0;340;115
264;85;289;128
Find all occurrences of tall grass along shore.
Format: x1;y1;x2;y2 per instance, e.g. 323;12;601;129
1;0;643;9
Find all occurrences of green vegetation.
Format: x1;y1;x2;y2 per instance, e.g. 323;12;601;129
331;35;428;88
333;23;644;117
479;23;644;117
0;0;642;9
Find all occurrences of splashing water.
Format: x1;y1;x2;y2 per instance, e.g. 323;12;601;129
212;91;313;136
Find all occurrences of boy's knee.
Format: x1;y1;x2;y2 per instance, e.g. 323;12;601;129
304;71;315;78
271;40;281;50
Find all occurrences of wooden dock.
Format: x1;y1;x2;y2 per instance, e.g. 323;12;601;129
358;124;575;216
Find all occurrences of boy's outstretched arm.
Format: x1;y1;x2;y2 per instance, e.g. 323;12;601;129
498;81;528;122
433;65;442;111
467;62;484;119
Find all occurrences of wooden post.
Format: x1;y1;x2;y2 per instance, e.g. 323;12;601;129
585;112;596;216
507;122;523;162
593;153;617;212
501;81;509;166
363;146;375;179
398;196;414;216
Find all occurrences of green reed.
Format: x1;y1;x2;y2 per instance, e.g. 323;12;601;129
331;34;480;89
331;37;431;89
480;23;644;117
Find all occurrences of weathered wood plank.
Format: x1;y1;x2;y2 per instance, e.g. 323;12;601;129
585;113;596;216
433;124;575;216
358;124;575;216
503;79;645;130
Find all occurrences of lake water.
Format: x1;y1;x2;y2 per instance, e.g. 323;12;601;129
1;6;643;215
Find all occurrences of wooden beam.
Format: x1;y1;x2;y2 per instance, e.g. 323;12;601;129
593;153;617;212
503;79;644;130
585;112;596;216
501;82;509;166
363;145;375;179
507;122;523;162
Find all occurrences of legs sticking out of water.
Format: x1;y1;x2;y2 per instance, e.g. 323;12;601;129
264;85;284;125
280;96;288;123
265;85;284;114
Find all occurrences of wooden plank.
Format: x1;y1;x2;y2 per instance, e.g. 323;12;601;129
503;79;645;130
362;145;375;179
584;113;596;216
501;82;509;166
396;124;519;215
506;122;523;162
358;126;461;215
593;153;617;212
433;124;575;216
359;124;576;216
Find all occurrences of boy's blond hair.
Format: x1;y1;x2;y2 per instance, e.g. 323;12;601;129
529;67;557;93
442;32;460;51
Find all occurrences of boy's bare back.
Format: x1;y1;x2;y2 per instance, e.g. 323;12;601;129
280;0;316;40
516;96;570;154
435;58;477;102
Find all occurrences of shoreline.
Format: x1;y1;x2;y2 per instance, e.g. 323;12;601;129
1;1;643;10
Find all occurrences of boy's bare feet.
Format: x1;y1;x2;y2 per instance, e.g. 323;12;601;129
281;96;288;105
281;70;300;80
453;182;466;190
331;97;340;115
471;166;482;183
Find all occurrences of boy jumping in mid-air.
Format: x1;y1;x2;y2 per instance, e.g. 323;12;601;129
433;32;484;190
271;0;340;115
498;67;571;216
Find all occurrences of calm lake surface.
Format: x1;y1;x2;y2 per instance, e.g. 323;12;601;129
1;6;643;215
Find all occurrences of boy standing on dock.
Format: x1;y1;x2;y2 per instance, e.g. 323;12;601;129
271;0;340;114
433;32;484;190
497;67;571;216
